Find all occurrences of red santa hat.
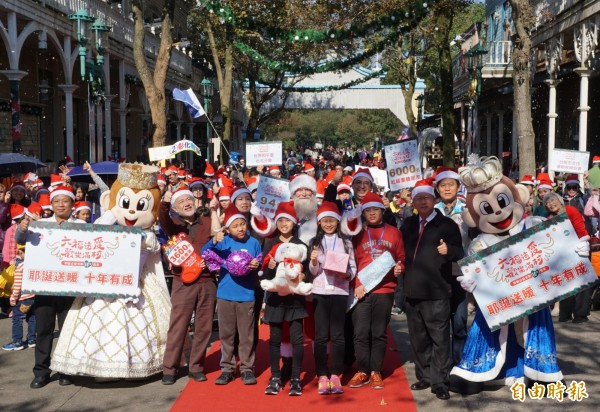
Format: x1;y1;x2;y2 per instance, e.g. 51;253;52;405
204;162;215;177
10;181;26;192
519;174;535;186
274;201;297;224
352;167;374;184
23;172;38;183
337;183;352;193
164;165;178;176
289;174;317;197
304;163;315;173
434;167;460;185
38;193;52;210
317;201;341;222
412;178;436;198
537;178;554;190
231;187;251;204
218;187;232;201
74;201;91;214
188;178;205;190
223;204;246;228
50;173;63;187
246;176;259;193
50;185;75;201
535;173;554;187
171;187;193;205
268;165;281;175
177;169;186;179
65;155;75;167
216;167;229;177
10;204;25;220
360;192;385;209
34;178;44;188
565;174;580;186
157;175;167;186
25;202;43;218
218;175;234;188
593;155;600;164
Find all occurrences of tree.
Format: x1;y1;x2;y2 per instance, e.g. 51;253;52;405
131;0;176;148
508;0;536;178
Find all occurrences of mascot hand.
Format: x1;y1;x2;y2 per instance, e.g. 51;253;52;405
250;204;265;221
457;275;477;293
575;237;590;257
346;204;362;220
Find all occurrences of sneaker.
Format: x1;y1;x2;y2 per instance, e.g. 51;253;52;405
370;372;384;389
317;376;330;395
289;378;302;396
214;372;235;385
391;306;403;315
265;377;282;395
348;372;370;388
161;374;176;385
241;370;257;385
329;374;343;394
27;339;36;348
2;341;26;351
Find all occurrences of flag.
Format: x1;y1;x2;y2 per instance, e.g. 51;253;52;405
397;126;410;141
172;88;206;118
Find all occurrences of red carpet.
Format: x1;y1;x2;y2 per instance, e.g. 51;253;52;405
171;324;416;412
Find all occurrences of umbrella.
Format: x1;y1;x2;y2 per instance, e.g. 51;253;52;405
0;153;46;176
67;161;119;183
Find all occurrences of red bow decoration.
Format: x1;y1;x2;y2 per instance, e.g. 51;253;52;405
283;257;301;267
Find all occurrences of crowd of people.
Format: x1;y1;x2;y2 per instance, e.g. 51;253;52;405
0;146;598;402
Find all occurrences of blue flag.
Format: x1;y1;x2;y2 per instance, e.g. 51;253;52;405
172;88;206;118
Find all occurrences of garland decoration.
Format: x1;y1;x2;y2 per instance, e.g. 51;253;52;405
260;68;383;93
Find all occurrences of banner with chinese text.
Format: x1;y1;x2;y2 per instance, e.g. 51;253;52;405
458;214;599;331
245;141;283;167
384;139;422;191
254;175;291;219
549;149;590;174
148;139;202;162
22;222;143;298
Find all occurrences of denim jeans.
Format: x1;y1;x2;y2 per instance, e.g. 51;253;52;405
12;297;36;342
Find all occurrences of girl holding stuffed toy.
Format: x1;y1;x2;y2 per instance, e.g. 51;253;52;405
260;201;310;396
309;201;356;395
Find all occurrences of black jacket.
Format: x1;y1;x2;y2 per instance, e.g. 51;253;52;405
400;209;464;300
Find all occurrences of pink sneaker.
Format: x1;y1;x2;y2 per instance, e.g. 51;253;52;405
318;376;330;395
329;374;343;394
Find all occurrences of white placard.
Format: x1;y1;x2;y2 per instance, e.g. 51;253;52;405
384;139;422;191
148;139;203;162
549;149;590;174
254;175;290;219
21;221;143;298
245;141;283;167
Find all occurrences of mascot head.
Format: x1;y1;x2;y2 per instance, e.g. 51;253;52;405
459;155;530;234
100;163;161;230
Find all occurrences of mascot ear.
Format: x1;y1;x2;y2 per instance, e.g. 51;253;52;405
299;244;308;262
515;183;530;206
99;190;111;211
462;209;477;228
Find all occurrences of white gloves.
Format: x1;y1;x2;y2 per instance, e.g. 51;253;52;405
457;275;477;293
250;204;265;221
575;236;590;257
346;204;362;220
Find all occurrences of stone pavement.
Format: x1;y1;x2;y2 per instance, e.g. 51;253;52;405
1;309;598;411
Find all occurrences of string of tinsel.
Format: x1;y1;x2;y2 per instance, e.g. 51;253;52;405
256;68;383;93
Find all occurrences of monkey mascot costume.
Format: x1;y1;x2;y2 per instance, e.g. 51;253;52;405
52;163;171;379
450;155;576;392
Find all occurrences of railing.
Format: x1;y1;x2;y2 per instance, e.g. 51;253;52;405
486;41;512;65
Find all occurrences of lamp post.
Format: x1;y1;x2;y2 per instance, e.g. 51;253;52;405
200;78;214;162
466;42;488;155
416;93;425;132
69;9;95;82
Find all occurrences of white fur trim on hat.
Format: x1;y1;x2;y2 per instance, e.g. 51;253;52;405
225;213;246;228
434;170;460;184
231;187;251;204
412;186;435;198
352;171;374;183
171;189;193;205
289;174;317;196
340;211;362;237
337;183;352;193
537;182;553;190
50;189;75;201
361;200;385;210
275;213;297;224
251;215;276;237
317;210;341;221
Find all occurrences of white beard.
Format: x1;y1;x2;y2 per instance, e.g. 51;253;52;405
293;196;318;221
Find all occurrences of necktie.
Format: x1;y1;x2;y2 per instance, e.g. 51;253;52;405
413;219;426;262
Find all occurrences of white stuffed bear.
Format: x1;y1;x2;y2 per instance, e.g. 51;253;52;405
260;242;312;296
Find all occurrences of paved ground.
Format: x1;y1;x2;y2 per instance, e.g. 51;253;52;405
1;309;598;411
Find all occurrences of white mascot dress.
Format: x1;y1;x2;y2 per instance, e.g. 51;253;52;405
450;155;572;389
51;163;171;378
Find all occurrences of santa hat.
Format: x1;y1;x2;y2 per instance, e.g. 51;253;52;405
65;155;75;167
434;167;460;184
289;174;317;197
171;188;193;205
565;174;580;186
50;174;62;187
412;178;436;198
164;165;178;176
74;201;91;214
218;175;234;188
217;167;229;177
593;155;600;164
10;204;25;220
259;242;283;276
177;169;186;179
520;174;535;186
274;201;297;224
337;183;352;193
38;193;52;210
246;176;259;193
188;178;206;190
304;163;315;173
223;204;246;228
157;175;167;186
268;165;281;175
23;172;38;183
535;173;554;187
316;180;327;199
231;187;251;204
317;201;341;222
352;168;374;184
537;179;554;190
360;192;385;209
343;166;354;173
34;178;44;188
10;181;26;192
218;187;232;201
25;202;43;218
204;162;215;177
50;185;75;201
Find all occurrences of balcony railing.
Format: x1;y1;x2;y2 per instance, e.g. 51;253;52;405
486;41;512;65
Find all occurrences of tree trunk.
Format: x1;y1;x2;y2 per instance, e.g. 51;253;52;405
509;0;536;179
132;1;174;150
436;11;456;167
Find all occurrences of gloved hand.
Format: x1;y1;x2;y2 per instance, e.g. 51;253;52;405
575;236;590;257
457;275;477;293
345;204;362;220
250;204;265;221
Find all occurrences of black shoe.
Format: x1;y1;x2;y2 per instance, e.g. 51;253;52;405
289;378;302;396
265;377;282;395
241;370;257;385
58;374;73;386
572;317;589;324
215;372;235;385
281;357;292;381
30;375;50;389
434;387;450;400
162;374;176;385
189;372;207;382
411;380;430;391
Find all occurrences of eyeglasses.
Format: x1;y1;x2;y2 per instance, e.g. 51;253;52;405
566;185;578;190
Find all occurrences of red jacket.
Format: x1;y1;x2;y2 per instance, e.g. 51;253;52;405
564;205;589;238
